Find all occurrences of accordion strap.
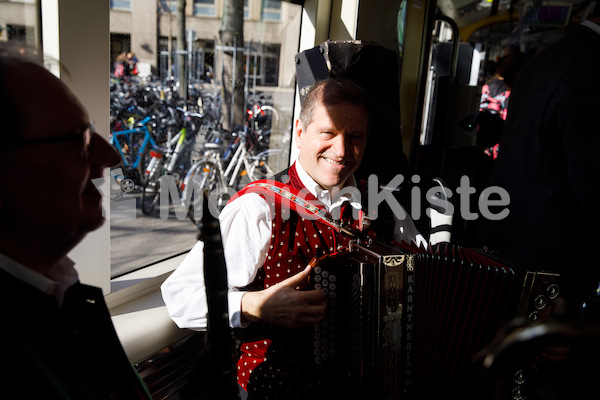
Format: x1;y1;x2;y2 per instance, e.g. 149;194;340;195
232;180;362;237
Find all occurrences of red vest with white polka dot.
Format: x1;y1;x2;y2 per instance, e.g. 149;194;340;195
231;164;362;393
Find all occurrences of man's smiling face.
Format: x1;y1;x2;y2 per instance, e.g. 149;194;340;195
295;100;368;191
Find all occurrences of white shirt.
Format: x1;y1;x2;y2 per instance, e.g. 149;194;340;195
161;161;426;330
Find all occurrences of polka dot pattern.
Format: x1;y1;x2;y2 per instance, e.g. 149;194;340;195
232;166;371;398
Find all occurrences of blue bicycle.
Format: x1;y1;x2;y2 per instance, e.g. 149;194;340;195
110;115;160;184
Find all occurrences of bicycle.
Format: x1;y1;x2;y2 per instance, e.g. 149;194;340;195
110;114;161;185
180;126;280;222
140;107;205;216
246;93;280;134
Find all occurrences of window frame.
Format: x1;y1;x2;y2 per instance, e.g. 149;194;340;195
32;0;356;364
39;0;341;296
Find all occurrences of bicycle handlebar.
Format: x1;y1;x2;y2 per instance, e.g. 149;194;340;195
175;106;204;119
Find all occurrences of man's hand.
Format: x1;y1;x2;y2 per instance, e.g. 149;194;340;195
241;265;326;328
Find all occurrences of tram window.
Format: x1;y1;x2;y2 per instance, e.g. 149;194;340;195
109;0;300;278
1;4;39;47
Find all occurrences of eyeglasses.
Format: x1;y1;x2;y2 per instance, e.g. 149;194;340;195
7;123;94;160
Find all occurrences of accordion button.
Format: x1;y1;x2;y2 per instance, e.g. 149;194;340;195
535;295;547;310
514;369;525;385
528;311;540;323
512;385;523;399
314;266;322;274
329;283;336;291
546;284;559;299
322;271;330;278
329;275;336;282
315;283;322;290
322;279;329;287
329;292;336;299
314;275;322;282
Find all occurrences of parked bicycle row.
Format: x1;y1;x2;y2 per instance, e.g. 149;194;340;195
109;77;283;223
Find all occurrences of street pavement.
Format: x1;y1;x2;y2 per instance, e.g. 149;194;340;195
110;193;199;277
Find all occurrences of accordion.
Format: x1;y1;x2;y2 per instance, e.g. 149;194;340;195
309;239;559;400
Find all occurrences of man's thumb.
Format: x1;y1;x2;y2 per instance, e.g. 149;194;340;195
282;265;312;289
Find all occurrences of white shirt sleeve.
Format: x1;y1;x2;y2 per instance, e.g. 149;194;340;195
160;193;272;330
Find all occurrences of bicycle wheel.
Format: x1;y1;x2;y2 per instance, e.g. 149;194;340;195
141;177;161;216
248;158;275;181
246;150;280;182
181;160;230;223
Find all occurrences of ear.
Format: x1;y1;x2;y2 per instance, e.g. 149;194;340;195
294;119;303;149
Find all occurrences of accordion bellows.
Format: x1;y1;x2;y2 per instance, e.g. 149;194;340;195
309;240;559;400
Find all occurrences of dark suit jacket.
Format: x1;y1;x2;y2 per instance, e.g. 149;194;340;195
0;269;152;399
478;23;600;312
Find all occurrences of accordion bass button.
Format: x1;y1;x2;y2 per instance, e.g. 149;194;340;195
535;295;547;309
512;385;523;400
528;311;540;323
514;369;525;385
546;284;559;299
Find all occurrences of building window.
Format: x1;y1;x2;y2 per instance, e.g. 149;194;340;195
261;0;281;21
194;0;216;16
159;0;178;13
110;0;131;10
244;0;250;20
